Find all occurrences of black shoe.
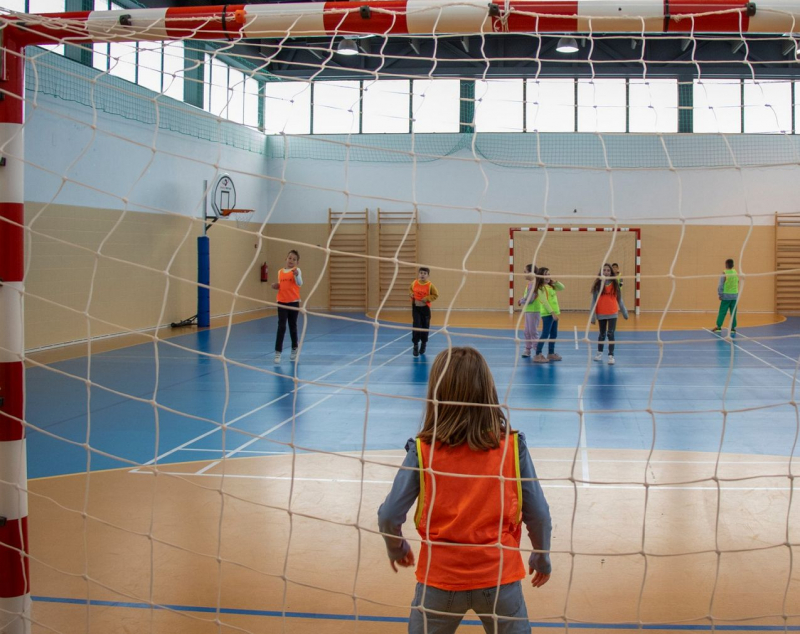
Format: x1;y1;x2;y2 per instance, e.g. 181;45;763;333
413;344;419;357
419;344;426;355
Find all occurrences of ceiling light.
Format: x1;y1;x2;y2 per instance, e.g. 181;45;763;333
556;37;579;54
336;38;359;56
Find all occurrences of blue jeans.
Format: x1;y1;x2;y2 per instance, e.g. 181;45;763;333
409;581;530;634
535;315;558;356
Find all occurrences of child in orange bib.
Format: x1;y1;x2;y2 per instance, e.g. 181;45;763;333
271;250;303;363
378;347;552;633
409;267;439;357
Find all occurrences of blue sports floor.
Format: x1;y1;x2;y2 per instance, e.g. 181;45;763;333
27;314;800;480
23;313;800;632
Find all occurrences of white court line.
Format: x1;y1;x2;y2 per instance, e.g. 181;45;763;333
574;326;579;350
702;328;800;384
134;331;411;470
130;470;797;491
577;386;590;487
195;333;427;473
737;332;800;366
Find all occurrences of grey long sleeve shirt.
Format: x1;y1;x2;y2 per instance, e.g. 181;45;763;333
377;432;553;575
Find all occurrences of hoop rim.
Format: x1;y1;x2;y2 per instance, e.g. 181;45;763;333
220;208;254;217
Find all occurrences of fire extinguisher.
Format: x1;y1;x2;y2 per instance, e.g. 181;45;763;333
260;262;268;283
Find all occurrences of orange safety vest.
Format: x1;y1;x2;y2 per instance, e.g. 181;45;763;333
413;433;525;591
276;268;301;303
412;280;433;307
595;282;619;316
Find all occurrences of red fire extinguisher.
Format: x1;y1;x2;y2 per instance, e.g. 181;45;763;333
260;262;268;283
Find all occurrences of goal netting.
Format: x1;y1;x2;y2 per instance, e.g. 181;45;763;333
1;3;800;634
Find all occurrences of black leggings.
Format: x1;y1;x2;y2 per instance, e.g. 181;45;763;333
275;301;300;352
597;318;618;355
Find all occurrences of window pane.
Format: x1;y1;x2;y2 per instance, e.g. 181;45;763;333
474;79;523;132
796;83;800;135
244;76;259;128
313;81;360;134
744;80;792;134
629;79;678;133
209;56;229;118
694;79;741;133
264;81;311;134
412;79;460;133
2;0;26;11
93;43;109;71
578;78;625;132
362;79;410;133
526;79;574;132
162;41;184;101
226;68;243;123
109;41;137;83
29;0;64;54
137;41;162;93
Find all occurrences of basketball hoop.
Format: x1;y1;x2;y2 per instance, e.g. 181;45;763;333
221;208;255;229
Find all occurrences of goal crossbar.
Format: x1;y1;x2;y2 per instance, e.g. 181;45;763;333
509;227;642;315
1;0;799;49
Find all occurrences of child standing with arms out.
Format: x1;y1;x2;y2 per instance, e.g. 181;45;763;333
271;250;303;363
713;258;739;334
518;264;541;359
591;263;629;366
533;268;565;364
409;267;439;357
378;347;552;633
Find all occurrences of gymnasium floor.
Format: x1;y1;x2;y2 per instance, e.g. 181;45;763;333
24;311;800;633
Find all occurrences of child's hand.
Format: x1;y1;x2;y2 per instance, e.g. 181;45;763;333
292;268;299;277
272;282;280;290
529;565;551;588
553;314;559;322
391;550;415;572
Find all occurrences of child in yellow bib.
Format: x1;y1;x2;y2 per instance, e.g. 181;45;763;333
533;267;565;363
713;258;739;334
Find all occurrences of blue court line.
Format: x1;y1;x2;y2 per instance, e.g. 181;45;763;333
30;596;800;630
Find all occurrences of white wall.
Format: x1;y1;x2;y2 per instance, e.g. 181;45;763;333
22;93;271;221
265;141;800;225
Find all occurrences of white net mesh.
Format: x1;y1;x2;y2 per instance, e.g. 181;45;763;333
1;4;800;634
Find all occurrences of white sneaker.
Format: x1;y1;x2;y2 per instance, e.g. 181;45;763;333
593;352;603;362
608;355;615;365
274;352;281;364
290;348;298;361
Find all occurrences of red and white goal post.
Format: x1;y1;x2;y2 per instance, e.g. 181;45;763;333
508;227;641;316
4;1;800;632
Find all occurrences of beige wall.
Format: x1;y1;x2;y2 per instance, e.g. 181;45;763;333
23;205;776;350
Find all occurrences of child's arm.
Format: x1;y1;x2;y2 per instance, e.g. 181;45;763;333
293;267;303;287
618;289;629;320
718;273;725;299
377;439;420;570
590;289;599;324
537;287;554;315
409;282;416;298
425;283;439;303
517;433;553;583
552;281;565;291
519;282;531;306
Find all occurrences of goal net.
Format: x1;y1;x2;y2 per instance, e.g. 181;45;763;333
1;3;800;634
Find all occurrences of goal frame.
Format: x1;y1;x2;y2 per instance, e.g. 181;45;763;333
508;226;641;315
